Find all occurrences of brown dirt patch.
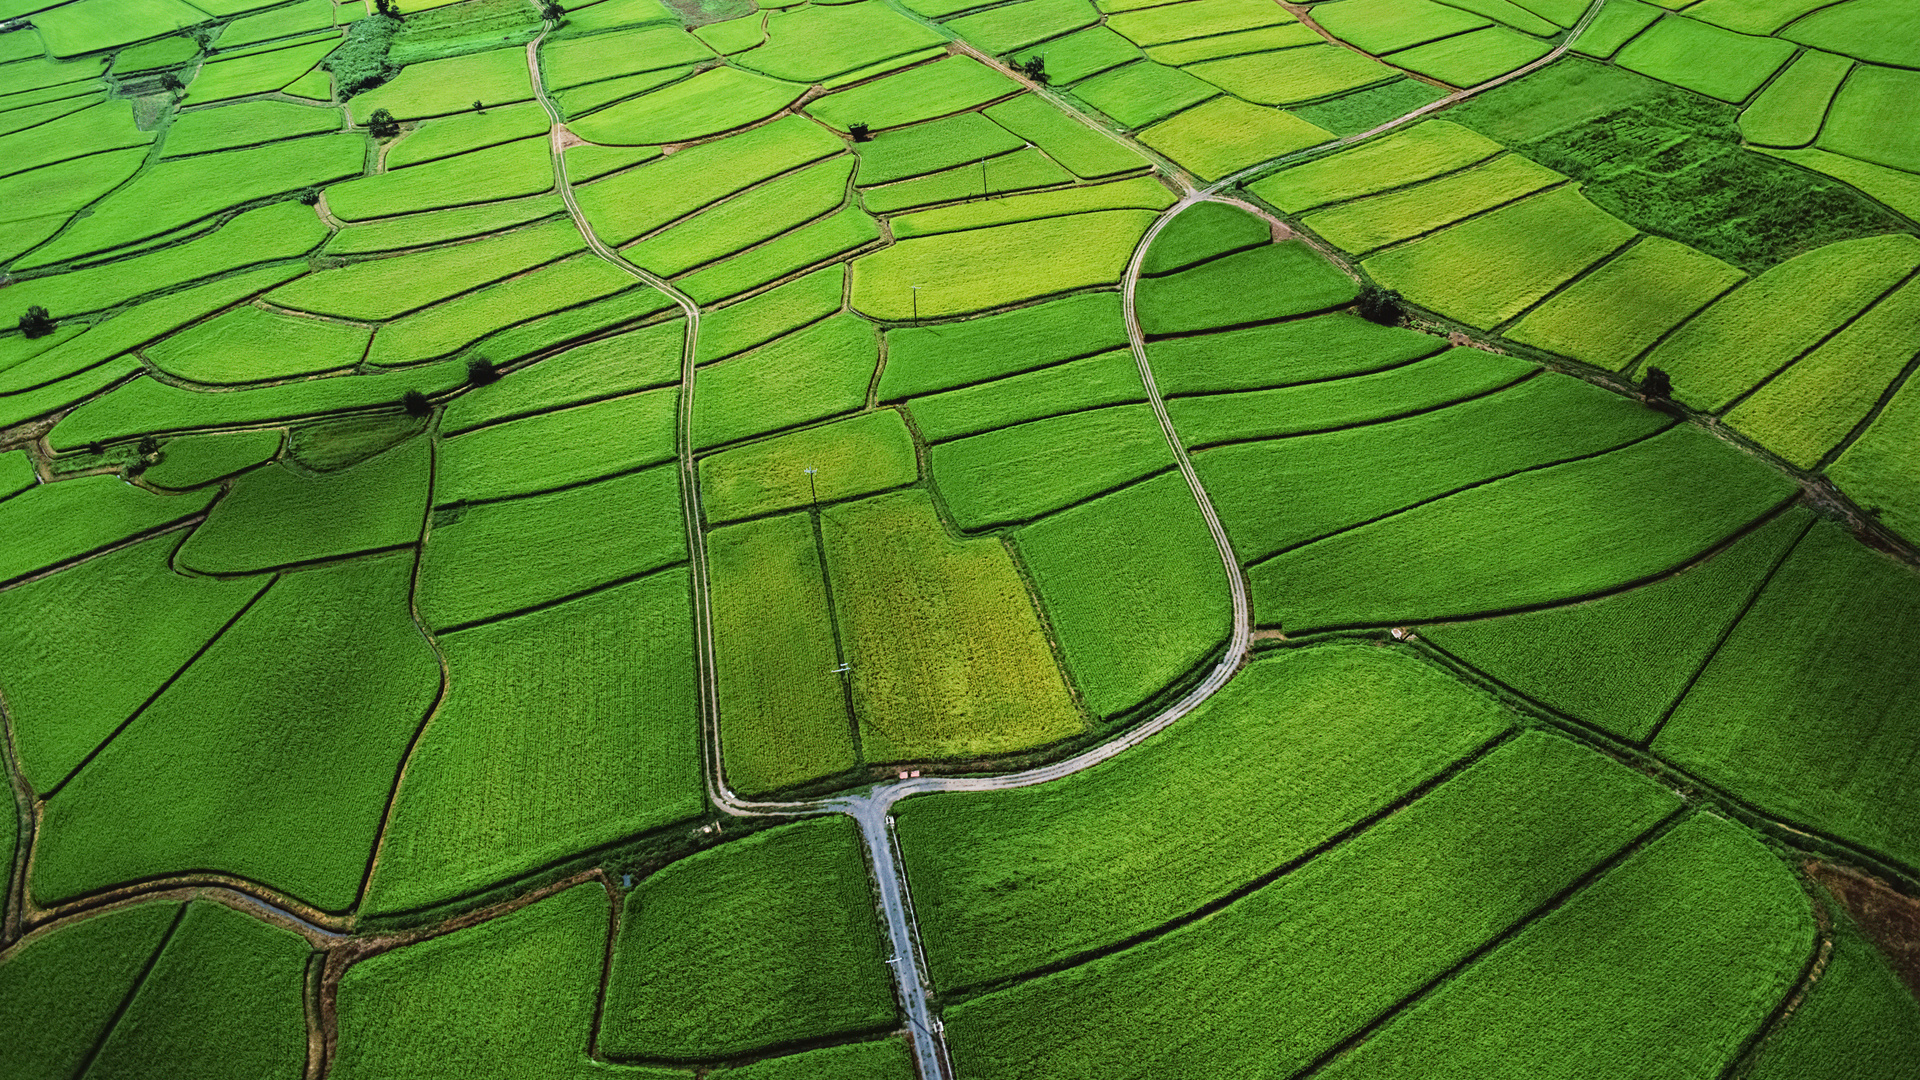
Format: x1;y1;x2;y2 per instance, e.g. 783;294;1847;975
1810;861;1920;999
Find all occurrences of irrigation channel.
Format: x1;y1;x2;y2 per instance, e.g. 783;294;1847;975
528;0;1611;1074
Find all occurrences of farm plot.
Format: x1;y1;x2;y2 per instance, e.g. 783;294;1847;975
709;512;856;797
1147;23;1320;64
1249;423;1798;633
175;436;429;573
1782;0;1920;67
692;314;876;450
863;150;1076;215
349;47;534;123
674;205;882;305
1311;0;1492;53
323;196;566;256
366;571;701;915
0;532;265;792
1137;241;1361;335
1012;470;1229;719
1249;120;1504;212
0;99;148;175
625;158;852;276
330;138;557;221
1749;906;1920;1080
1105;0;1294;46
1655;521;1920;873
1506;236;1747;371
1140;201;1271;275
735;0;946;82
929;403;1174;529
1314;814;1810;1080
576;116;842;247
887;173;1171;236
807;55;1021;132
1816;64;1920;176
723;1041;913;1080
1148;312;1445;395
1072;61;1219;129
895;645;1516;990
274;220;586;320
442;319;684;435
985;93;1155;179
1725;276;1920;469
144;429;285;489
31;551;440;912
1166;347;1536;449
569;67;809;145
1424;506;1813;742
851;209;1156;320
1570;0;1664;58
539;25;709;91
0;473;216;587
181;40;337;105
1138;96;1331;181
332;883;615;1079
1185;45;1395;107
695;267;843;365
80;901;312;1080
1384;26;1552;89
365;256;661;367
1197;374;1673;567
877;291;1129;399
1008;26;1141;84
1831;373;1920;542
908;348;1144;441
602;817;895;1059
17;134;362;268
1613;15;1797;104
385;102;550;170
165;101;344;158
145;305;371;385
944;0;1101;55
1363;185;1638;328
436;387;678;506
820;489;1083;761
853;113;1023;187
1642;233;1920;411
416;463;686;631
0;903;181;1080
1299;152;1564;256
700;409;918;524
944;732;1681;1079
3;203;322;322
1738;49;1851;148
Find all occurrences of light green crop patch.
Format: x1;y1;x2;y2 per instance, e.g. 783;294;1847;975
700;408;918;524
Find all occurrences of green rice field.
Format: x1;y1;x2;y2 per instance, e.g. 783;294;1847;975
0;0;1916;1074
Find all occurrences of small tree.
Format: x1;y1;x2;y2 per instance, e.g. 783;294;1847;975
467;357;500;386
538;0;564;19
17;305;54;339
1021;55;1049;85
137;435;162;461
296;188;321;206
1357;286;1402;326
374;0;402;18
472;99;485;111
848;122;872;143
368;107;399;139
401;390;431;418
1640;365;1673;400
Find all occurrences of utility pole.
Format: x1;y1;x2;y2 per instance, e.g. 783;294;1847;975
910;285;921;325
804;465;818;507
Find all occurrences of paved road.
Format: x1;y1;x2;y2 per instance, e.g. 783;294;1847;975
527;4;1605;1075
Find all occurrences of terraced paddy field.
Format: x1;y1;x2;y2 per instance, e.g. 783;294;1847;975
0;0;1917;1075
